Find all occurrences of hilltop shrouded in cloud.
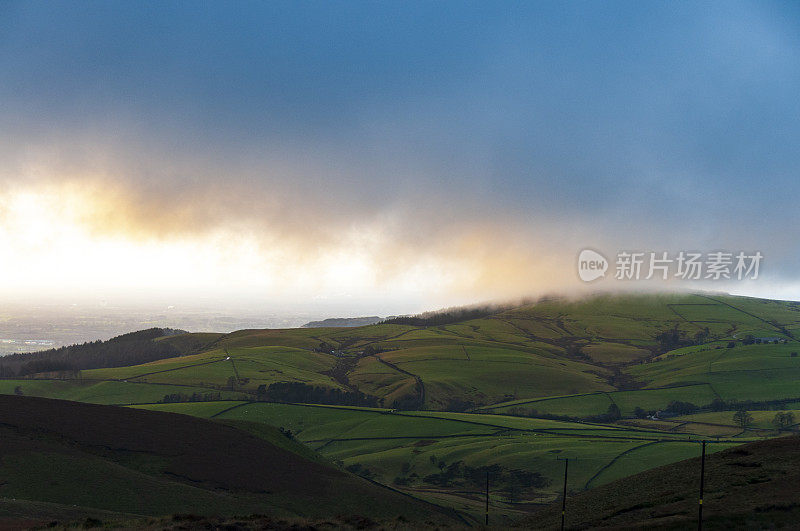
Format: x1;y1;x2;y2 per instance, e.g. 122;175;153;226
1;1;800;311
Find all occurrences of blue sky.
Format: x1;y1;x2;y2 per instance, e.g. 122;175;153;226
1;1;799;310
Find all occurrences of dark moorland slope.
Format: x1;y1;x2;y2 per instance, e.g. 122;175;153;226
527;434;800;529
0;395;459;527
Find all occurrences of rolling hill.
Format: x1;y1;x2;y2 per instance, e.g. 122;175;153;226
3;291;800;524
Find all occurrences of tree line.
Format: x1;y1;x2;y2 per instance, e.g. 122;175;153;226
655;326;710;352
256;381;380;407
381;302;521;327
415;458;550;504
0;328;185;377
159;391;225;403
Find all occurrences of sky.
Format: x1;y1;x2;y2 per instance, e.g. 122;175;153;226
1;1;800;315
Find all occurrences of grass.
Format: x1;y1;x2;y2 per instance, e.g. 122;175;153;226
401;410;616;430
207;402;498;441
630;343;800;403
0;395;456;524
133;400;248;417
125;400;732;504
583;440;736;488
0;451;262;517
84;346;341;391
482;384;719;418
324;433;715;499
0;379;244;405
582;342;651;363
675;409;800;431
526;434;800;529
16;292;800;413
482;392;614;417
0;497;139;527
380;344;613;408
610;385;719;415
8;292;800;522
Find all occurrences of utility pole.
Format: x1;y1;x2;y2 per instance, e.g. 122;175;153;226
698;440;706;531
226;349;241;381
560;457;569;531
485;471;489;526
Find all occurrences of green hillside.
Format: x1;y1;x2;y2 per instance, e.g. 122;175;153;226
4;292;800;524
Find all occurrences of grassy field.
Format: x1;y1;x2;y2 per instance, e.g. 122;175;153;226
6;292;800;523
674;409;800;431
83;346;342;392
15;292;800;413
630;342;800;403
0;379;246;404
481;383;720;418
130;399;750;512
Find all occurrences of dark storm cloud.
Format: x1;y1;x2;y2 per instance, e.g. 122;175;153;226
2;0;800;292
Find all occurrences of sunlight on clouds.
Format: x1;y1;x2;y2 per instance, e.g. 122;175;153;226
0;180;585;306
0;184;477;302
0;187;267;296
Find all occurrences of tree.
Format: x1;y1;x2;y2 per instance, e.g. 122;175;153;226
501;469;539;504
694;327;711;344
586;403;623;423
655;328;688;351
633;406;647;419
709;398;727;412
362;344;383;356
665;400;698;416
772;411;795;431
733;409;754;429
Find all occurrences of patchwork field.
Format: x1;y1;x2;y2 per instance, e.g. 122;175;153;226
3;292;800;523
